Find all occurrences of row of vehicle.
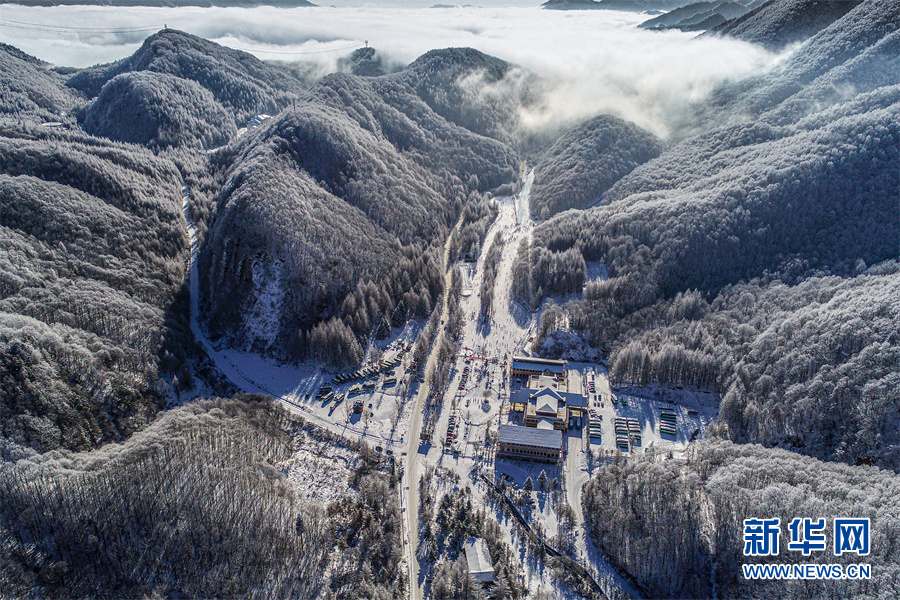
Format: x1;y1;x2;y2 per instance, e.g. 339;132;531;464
460;364;471;388
333;364;380;384
380;355;402;373
586;406;602;441
660;408;677;436
445;412;458;446
614;416;640;432
319;390;345;406
349;381;376;394
615;416;641;448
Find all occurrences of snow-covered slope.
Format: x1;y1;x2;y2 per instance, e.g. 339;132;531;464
710;0;864;49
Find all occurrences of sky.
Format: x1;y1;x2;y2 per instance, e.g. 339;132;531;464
0;2;785;136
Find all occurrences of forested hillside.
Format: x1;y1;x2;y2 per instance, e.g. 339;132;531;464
81;71;237;149
0;396;404;599
639;0;763;32
519;86;898;299
337;46;389;77
391;47;537;145
201;52;519;359
515;0;899;468
54;31;525;363
0;121;190;455
542;0;697;11
67;29;312;125
0;35;237;459
0;42;82;124
709;0;863;49
697;0;900;130
0;30;529;456
597;266;900;467
529;115;662;219
1;34;416;598
583;441;900;599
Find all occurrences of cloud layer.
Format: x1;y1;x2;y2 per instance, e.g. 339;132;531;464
0;4;783;135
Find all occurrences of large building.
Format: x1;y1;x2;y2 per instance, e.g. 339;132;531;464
511;376;588;431
510;356;566;381
463;537;495;583
497;424;563;463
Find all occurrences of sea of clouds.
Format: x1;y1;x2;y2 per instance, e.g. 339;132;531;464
0;2;786;135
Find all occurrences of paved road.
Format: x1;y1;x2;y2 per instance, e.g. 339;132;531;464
404;216;463;600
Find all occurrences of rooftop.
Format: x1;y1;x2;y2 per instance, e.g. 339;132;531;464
531;374;560;389
463;537;494;582
513;385;588;410
498;424;562;449
512;356;566;374
534;387;564;402
535;396;559;416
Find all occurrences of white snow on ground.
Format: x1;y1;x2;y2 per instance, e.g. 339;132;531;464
201;323;422;449
562;364;719;457
244;258;284;350
426;173;538;466
285;439;360;505
414;171;722;599
419;172;637;599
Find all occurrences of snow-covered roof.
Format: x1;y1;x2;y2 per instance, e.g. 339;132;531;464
536;396;559;416
563;391;588;408
537;418;555;430
532;375;559;389
516;385;588;410
512;356;566;374
511;388;531;405
499;424;562;449
463;537;494;582
534;387;564;401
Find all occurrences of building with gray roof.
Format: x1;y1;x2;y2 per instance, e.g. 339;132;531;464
497;424;563;463
463;537;495;583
